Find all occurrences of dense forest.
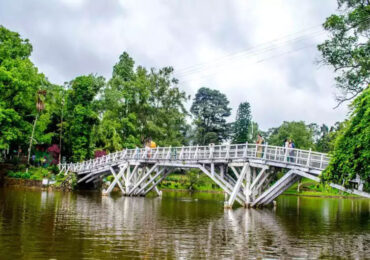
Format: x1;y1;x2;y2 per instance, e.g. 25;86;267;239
0;0;368;189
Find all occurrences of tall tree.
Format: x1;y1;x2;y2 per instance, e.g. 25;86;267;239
65;75;105;162
146;67;188;146
232;101;252;143
94;52;138;150
318;0;370;105
190;87;231;145
323;88;370;191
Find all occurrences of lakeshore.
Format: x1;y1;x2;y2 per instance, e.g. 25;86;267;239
1;166;359;199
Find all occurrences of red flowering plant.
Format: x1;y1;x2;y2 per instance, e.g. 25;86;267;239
47;144;60;165
94;150;107;158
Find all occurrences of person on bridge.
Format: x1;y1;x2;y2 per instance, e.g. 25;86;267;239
288;139;295;162
283;139;289;160
150;139;157;149
256;133;264;158
145;138;157;158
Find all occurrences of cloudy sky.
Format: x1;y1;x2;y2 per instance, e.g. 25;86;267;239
0;0;348;130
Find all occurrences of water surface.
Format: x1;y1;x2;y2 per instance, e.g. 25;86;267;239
0;188;369;259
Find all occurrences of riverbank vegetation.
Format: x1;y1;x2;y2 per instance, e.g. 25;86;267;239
151;174;355;197
0;0;369;193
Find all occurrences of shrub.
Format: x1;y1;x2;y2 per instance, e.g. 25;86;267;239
21;172;31;179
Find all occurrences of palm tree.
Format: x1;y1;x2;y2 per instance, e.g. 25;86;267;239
27;90;46;166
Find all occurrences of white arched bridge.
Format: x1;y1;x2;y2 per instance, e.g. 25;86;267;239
58;143;370;208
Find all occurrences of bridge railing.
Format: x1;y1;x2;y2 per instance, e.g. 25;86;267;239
59;143;329;173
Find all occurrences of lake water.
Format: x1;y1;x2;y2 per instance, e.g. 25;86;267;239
0;187;369;259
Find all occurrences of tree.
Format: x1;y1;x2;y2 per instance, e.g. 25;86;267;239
318;0;369;190
323;88;370;191
146;67;189;146
94;52;138;150
95;52;189;151
190;87;231;145
27;89;47;165
0;26;46;152
65;75;105;162
318;0;370;105
267;121;314;149
308;122;343;153
232;101;252;143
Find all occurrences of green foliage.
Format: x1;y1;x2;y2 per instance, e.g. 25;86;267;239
318;0;370;103
95;52;188;151
54;171;77;189
267;121;314;149
187;169;205;191
323;88;370;191
158;172;220;191
65;75;105;162
106;175;114;183
0;26;47;150
7;167;51;180
309;122;344;152
232;101;252;143
190;87;231;145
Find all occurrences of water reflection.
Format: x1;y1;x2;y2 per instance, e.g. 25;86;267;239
0;188;369;259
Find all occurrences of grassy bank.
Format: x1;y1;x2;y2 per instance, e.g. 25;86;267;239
3;165;76;189
283;178;357;197
150;174;354;197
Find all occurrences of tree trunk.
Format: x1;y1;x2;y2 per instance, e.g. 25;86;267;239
27;113;38;166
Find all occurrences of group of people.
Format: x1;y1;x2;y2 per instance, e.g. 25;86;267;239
31;154;48;167
255;134;296;161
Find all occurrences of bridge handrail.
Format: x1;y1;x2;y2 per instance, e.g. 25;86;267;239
59;143;329;172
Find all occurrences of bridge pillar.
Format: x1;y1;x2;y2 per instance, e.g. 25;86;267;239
225;163;248;208
244;165;252;207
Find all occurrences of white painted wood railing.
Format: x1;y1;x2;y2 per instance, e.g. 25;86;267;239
59;143;329;173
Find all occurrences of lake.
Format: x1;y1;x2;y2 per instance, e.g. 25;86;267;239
0;187;369;259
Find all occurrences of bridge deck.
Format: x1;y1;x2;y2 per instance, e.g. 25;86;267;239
61;143;329;174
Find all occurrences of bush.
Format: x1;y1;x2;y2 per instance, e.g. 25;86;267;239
21;172;31;179
6;167;52;181
107;175;114;182
48;165;59;174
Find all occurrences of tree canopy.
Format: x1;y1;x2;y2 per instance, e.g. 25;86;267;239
0;26;46;150
232;101;252;143
95;53;188;152
323;88;370;191
267;121;314;149
190;87;231;145
318;0;370;104
65;75;105;162
318;0;370;189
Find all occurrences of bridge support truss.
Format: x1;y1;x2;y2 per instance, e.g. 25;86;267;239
72;161;299;208
59;143;370;208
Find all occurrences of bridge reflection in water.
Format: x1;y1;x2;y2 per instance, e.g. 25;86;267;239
59;143;369;207
32;190;370;259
